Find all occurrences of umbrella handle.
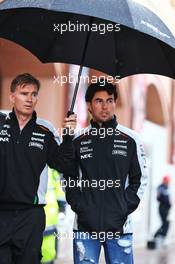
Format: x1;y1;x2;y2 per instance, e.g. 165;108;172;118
62;110;75;140
67;110;74;117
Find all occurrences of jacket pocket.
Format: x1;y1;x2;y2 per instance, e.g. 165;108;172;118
76;194;99;232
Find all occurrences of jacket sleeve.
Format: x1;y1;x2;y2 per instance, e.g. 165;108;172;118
64;152;82;214
125;136;147;214
47;133;75;175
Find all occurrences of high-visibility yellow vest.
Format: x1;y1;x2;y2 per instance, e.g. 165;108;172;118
41;168;62;263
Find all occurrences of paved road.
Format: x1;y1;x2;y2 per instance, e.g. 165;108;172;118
134;246;175;264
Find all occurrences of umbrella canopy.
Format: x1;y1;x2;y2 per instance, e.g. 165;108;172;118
0;0;175;112
0;0;175;49
0;2;174;79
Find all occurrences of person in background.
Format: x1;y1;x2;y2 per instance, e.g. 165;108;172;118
154;175;171;242
41;168;60;264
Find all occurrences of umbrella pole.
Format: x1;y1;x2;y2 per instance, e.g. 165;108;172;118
68;17;93;116
68;64;84;116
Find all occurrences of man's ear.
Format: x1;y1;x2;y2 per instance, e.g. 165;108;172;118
87;102;92;114
9;92;15;105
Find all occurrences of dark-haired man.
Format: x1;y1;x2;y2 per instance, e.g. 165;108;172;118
65;81;147;263
0;73;76;264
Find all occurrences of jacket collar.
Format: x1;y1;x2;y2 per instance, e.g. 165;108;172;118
9;108;37;128
90;115;118;129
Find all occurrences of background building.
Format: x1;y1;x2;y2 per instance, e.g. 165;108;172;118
0;0;175;251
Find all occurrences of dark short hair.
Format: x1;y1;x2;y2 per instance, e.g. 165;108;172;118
10;73;40;92
85;80;118;102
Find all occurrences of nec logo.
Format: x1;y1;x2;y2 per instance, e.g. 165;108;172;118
0;137;9;142
80;153;93;159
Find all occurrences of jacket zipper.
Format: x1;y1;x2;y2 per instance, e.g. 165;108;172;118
98;134;105;233
17;130;22;144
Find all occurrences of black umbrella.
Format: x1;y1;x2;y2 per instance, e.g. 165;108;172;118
1;0;175;48
0;0;175;112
